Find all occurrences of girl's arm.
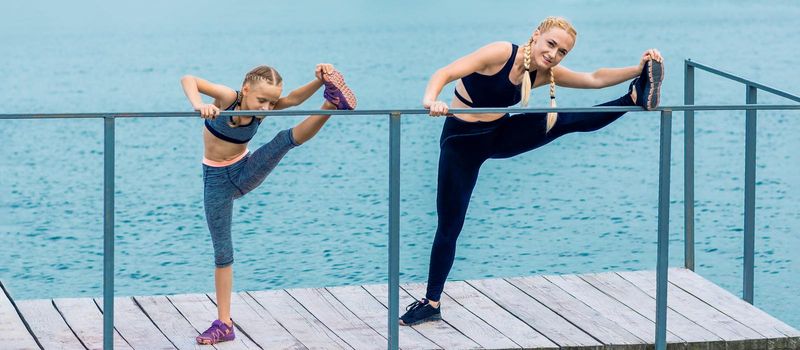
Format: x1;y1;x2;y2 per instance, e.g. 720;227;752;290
274;63;334;110
181;75;237;118
274;79;323;110
552;48;664;89
423;41;511;115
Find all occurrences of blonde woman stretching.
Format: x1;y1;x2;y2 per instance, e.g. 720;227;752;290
182;64;356;344
400;16;664;325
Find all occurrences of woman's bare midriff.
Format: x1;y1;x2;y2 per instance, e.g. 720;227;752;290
449;98;507;122
450;72;550;122
450;80;508;122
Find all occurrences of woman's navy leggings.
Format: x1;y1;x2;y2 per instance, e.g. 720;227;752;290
425;94;634;301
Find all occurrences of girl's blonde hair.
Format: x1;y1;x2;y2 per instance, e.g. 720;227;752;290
521;16;577;133
243;65;283;87
229;65;283;127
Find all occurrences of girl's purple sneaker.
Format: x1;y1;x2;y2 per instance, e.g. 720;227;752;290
196;319;235;345
322;70;357;110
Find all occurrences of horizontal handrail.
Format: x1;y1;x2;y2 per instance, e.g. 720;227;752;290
1;104;800;120
4;97;799;350
687;60;800;103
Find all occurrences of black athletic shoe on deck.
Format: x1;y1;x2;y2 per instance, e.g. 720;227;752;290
399;298;441;326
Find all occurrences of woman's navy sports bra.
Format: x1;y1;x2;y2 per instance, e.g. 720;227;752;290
454;43;537;108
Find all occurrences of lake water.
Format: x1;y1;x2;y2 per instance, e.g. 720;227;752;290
1;0;799;328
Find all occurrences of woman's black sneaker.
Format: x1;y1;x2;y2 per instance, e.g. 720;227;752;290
629;59;664;110
399;298;441;326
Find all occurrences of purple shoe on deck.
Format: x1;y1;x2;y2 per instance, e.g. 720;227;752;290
322;70;357;110
196;319;235;345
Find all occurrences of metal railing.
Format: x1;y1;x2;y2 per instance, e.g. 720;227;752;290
684;59;800;305
2;63;799;350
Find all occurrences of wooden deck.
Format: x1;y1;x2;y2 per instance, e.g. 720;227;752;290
2;268;798;349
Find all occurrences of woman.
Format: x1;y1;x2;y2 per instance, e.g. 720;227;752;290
400;16;664;325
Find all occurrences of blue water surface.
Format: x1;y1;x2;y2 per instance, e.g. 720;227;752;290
1;0;799;328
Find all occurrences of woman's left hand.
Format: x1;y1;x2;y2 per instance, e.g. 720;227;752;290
315;63;335;80
639;48;664;70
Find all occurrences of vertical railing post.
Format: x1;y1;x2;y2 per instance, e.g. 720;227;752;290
744;86;757;304
103;116;115;350
388;112;401;350
655;110;672;350
684;60;695;271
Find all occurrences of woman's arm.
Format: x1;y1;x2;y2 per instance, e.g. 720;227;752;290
552;65;640;89
423;42;511;115
552;48;664;89
180;75;237;118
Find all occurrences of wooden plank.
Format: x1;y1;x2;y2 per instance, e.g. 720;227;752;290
544;274;685;346
15;299;83;350
619;270;767;349
580;272;724;350
402;282;520;349
247;289;351;349
508;276;645;348
668;268;800;349
0;281;41;350
134;295;213;350
11;269;796;350
362;283;479;350
443;281;558;349
53;297;132;350
167;293;259;350
287;287;387;350
670;268;800;337
207;292;305;350
94;297;175;349
326;285;439;350
467;278;602;349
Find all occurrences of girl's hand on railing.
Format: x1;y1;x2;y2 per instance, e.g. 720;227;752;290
639;48;664;70
194;103;220;119
425;100;449;117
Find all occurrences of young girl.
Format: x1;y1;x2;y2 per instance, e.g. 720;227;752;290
181;63;356;344
400;16;664;325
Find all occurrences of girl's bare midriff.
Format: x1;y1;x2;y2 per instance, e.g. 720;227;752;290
203;116;255;162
